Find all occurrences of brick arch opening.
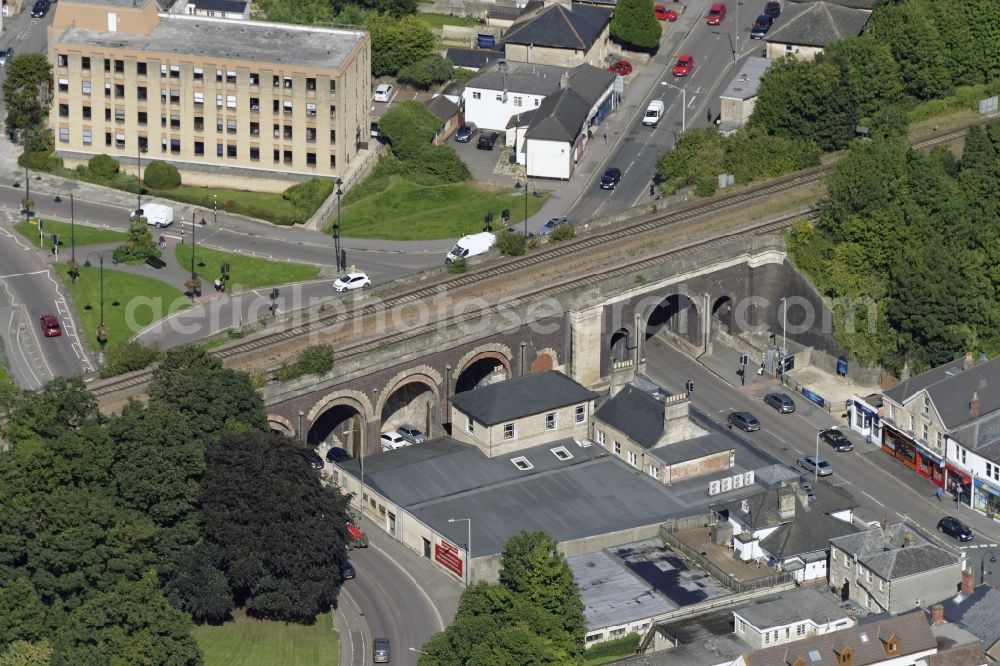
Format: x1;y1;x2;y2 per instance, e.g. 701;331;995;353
530;350;555;373
609;327;631;363
712;295;735;335
378;370;442;439
644;292;701;346
307;393;370;457
268;414;294;437
455;351;512;394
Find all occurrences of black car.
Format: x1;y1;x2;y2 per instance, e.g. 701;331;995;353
727;411;760;432
937;516;973;542
0;47;13;67
340;560;355;579
820;428;853;452
307;451;324;470
750;14;773;38
373;638;390;663
764;392;796;413
477;131;499;150
600;167;622;190
326;447;352;463
31;0;50;17
455;123;477;143
763;0;781;18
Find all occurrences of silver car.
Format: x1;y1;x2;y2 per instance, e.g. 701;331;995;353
798;455;832;476
396;424;427;445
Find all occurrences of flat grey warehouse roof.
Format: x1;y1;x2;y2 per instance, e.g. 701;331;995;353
55;15;366;69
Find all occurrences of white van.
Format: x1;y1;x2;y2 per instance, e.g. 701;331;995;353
445;231;496;263
643;100;665;126
132;203;174;228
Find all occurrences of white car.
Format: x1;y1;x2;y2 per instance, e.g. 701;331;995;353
373;84;394;103
380;431;408;451
333;272;371;292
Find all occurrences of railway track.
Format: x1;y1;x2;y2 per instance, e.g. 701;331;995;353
89;122;975;398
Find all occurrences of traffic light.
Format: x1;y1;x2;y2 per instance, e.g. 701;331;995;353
739;353;748;366
501;208;510;222
685;379;694;394
51;233;60;246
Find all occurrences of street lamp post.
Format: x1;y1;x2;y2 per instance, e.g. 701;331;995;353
55;192;77;279
334;177;343;271
981;550;997;585
814;431;821;484
83;251;108;349
781;297;788;356
136;142;147;212
213;194;218;226
660;82;687;133
448;517;472;587
190;210;198;281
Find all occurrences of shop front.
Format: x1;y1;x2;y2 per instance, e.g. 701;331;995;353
944;463;973;503
882;425;945;482
847;395;882;443
973;479;1000;520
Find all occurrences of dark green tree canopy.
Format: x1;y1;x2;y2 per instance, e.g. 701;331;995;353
2;54;53;133
366;13;435;77
378;100;444;161
610;0;662;51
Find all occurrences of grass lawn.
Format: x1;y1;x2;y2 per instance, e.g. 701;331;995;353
171;245;320;290
14;220;127;250
192;609;337;666
54;263;191;350
333;176;549;240
417;11;482;28
148;185;317;226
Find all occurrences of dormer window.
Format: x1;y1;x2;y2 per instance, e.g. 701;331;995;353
881;634;900;656
511;456;533;471
550;446;572;461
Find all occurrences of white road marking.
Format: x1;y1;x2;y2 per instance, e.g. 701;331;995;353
763;428;786;444
0;269;48;279
370;542;446;632
862;491;885;508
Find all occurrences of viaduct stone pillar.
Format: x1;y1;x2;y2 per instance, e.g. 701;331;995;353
569;305;603;387
702;292;712;356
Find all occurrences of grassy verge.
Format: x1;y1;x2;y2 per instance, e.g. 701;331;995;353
53;263;191;350
148;186;313;226
14;220;127;250
191;609;337;666
333;175;548;240
417;11;482;28
171;245;321;290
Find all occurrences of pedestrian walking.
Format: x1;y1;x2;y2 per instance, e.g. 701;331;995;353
340;249;347;271
603;132;607;144
650;182;655;197
707;110;712;123
935;486;944;502
214;278;222;293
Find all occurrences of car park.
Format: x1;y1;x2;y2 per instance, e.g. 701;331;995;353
727;411;760;432
396;424;427;445
380;431;409;451
608;60;633;76
455;123;477;143
797;455;832;476
340;560;355;579
31;0;50;17
539;216;572;236
672;54;695;77
326;447;352;463
373;83;394;102
750;14;774;38
820;428;854;452
373;638;390;663
655;4;678;21
333;272;371;292
477;130;499;150
40;315;62;337
707;3;726;24
764;392;796;413
0;47;13;67
600;167;622;190
937;516;973;542
764;1;781;18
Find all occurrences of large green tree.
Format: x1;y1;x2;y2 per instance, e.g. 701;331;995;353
865;0;952;100
2;54;52;134
366;13;435;77
610;0;661;51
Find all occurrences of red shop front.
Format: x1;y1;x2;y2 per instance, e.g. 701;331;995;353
882;425;944;482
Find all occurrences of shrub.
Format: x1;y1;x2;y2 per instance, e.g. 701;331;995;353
414;145;471;182
114;217;161;263
99;341;164;378
297;344;334;376
447;258;467;274
283;178;335;211
19;150;55;170
142;160;181;189
87;154;120;181
549;223;576;242
496;230;526;257
583;634;640;663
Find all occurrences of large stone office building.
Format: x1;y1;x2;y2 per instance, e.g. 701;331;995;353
47;0;371;190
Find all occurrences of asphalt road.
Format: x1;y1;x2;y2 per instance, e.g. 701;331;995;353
570;0;775;222
643;336;1000;551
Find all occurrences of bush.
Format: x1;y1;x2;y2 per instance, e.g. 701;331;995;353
275;344;334;382
142;160;181;189
549;223;576;242
99;341;164;378
496;230;526;257
114;217;161;263
583;634;640;663
19;150;58;170
87;154;120;181
283;178;335;211
447;258;467;274
414;145;471;182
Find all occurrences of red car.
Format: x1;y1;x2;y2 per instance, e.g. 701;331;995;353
672;54;695;77
707;2;727;24
40;314;62;337
654;4;678;21
608;60;633;76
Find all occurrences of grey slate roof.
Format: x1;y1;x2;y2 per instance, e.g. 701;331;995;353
504;3;612;50
449;370;598;426
646;434;733;467
445;48;503;69
568;549;673;630
56;15;365;69
829;523;960;580
466;61;566;96
524;65;614;142
719;57;772;101
595;384;667;449
942;583;1000;652
486;4;523;21
760;512;859;559
886;355;1000;431
765;1;872;48
714;480;856;531
734;587;848;629
742;610;936;666
425;95;459;122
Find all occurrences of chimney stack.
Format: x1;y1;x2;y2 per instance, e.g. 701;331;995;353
971;392;980;418
931;604;944;626
559;71;569;90
961;567;974;595
778;486;796;520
